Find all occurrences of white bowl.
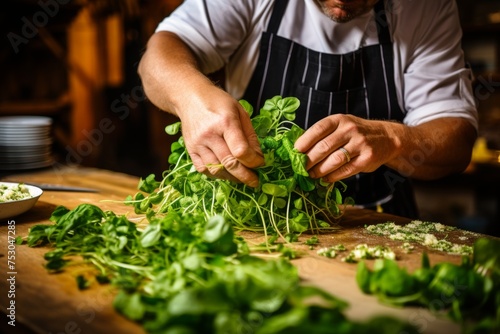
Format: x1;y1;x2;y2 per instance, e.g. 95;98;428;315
0;182;43;220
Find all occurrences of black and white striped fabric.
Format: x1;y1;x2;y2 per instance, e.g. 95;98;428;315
243;0;418;217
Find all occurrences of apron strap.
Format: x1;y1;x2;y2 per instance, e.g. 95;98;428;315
374;0;391;44
267;0;289;34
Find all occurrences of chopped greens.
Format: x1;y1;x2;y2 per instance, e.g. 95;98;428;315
356;238;500;333
125;96;352;241
342;244;396;263
317;244;347;258
24;203;417;334
317;244;395;262
365;221;474;256
0;183;31;202
400;242;415;254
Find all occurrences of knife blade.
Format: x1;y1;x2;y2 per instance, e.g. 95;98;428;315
25;182;99;193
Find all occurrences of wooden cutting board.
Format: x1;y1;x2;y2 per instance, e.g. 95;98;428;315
0;166;488;334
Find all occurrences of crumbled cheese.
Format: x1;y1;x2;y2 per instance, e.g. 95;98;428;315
0;183;31;202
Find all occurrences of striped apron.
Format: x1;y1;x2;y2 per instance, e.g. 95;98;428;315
243;0;418;217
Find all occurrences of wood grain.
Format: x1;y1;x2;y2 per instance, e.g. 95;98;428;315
0;166;490;334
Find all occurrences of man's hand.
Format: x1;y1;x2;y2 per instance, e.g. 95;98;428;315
178;87;264;187
294;114;398;182
294;114;476;182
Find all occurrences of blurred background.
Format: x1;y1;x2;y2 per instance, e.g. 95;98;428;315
0;0;499;236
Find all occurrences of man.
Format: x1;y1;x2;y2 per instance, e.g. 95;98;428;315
138;0;477;217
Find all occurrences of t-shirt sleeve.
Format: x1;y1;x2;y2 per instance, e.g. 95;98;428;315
155;0;255;75
394;0;478;129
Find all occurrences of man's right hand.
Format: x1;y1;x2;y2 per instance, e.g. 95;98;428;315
177;87;264;187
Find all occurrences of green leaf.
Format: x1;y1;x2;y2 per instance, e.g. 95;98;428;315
286;124;305;143
53;204;105;243
288;213;309;233
277;96;300;114
252;115;273;137
261;95;281;112
473;238;500;272
273;178;296;193
44;248;65;261
165;122;181;135
282;111;296;121
296;175;315;192
49;205;70;223
203;215;237;255
182;254;203;271
76;275;90;290
171;141;184;152
167;285;231;316
289;151;308;177
369;259;418;298
335;187;342;205
305;236;319;245
114;291;146;321
138;174;160;193
258;193;268;206
274;198;287;209
275;143;290;161
168;152;180;165
261;136;279;150
26;224;51;246
239;99;254;117
140;222;162;248
293;198;303;210
215;183;230;205
203;215;229;243
45;258;69;271
255;307;308;334
356;261;372;294
262;183;288;197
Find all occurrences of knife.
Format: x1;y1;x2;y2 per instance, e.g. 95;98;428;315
25;182;99;193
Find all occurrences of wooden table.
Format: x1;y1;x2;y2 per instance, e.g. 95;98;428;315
0;166;492;334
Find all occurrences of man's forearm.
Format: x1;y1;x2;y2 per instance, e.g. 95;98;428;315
385;117;477;180
138;31;215;117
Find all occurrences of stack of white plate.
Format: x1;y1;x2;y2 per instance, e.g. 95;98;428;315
0;116;54;171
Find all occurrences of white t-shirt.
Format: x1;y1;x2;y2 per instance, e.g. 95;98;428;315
155;0;478;129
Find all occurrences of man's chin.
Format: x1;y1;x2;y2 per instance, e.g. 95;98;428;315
322;7;356;23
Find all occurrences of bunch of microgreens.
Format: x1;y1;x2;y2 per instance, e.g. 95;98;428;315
126;96;352;243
